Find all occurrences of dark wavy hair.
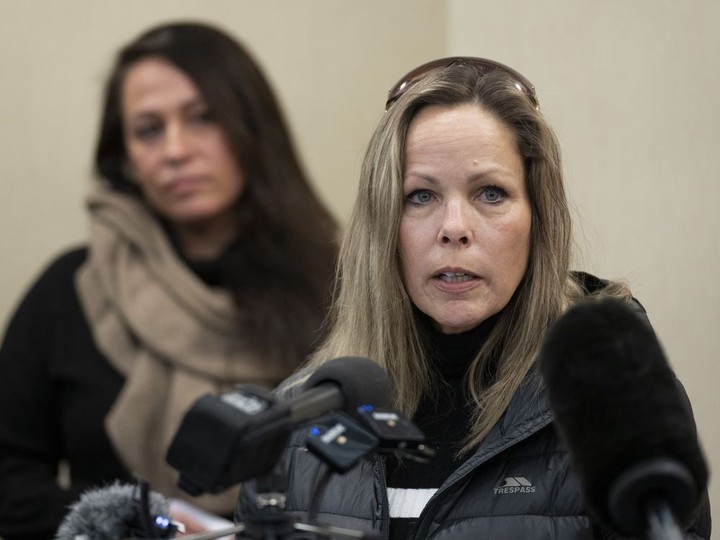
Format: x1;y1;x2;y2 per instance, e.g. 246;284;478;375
94;22;338;370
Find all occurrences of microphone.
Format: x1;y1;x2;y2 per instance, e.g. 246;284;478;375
306;407;434;474
295;355;393;423
538;298;708;539
55;480;247;540
55;481;177;540
166;356;393;494
355;405;432;459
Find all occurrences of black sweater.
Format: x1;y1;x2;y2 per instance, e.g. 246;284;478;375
0;247;228;540
386;316;496;539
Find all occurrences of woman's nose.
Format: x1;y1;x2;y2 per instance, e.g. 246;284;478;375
163;122;192;164
439;200;472;246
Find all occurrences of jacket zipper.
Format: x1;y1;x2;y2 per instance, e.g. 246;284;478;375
409;478;464;540
377;455;390;539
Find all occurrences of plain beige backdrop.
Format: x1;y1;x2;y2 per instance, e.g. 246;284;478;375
1;0;717;531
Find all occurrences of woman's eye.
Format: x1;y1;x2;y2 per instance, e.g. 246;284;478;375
407;189;434;205
481;186;507;203
133;123;163;141
189;109;214;125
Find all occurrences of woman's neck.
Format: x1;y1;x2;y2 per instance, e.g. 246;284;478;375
170;216;239;261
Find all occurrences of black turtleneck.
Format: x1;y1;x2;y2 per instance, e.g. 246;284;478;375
386;315;497;539
165;224;239;289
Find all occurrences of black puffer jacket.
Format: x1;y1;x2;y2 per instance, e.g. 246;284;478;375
238;371;710;539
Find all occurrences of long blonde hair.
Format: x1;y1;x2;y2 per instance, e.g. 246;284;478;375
304;62;629;451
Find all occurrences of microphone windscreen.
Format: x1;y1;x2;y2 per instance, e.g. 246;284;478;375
538;298;707;531
304;356;393;411
55;482;169;540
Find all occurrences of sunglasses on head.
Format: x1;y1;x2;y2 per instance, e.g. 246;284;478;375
385;56;539;111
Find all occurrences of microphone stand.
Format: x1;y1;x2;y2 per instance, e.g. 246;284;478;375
608;459;697;540
201;467;380;540
231;481;380;540
645;498;683;540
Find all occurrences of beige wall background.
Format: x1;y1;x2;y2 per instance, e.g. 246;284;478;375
1;0;717;529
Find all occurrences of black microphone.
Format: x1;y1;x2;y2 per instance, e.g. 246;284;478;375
538;298;708;539
167;356;393;494
55;481;176;540
292;355;393;423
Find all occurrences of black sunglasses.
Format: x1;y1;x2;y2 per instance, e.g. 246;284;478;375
385;56;539;111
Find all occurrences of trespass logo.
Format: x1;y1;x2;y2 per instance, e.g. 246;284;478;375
494;477;536;494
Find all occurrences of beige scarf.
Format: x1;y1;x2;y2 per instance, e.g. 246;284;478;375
75;187;287;515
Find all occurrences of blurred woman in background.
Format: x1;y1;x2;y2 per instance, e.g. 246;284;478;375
0;21;337;539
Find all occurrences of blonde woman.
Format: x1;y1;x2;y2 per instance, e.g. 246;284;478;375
237;58;710;539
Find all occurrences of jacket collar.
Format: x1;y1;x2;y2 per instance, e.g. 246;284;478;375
442;367;553;487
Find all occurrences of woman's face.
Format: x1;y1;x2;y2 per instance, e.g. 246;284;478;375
121;57;245;229
398;103;532;334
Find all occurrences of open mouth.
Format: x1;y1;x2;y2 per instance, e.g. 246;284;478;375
437;272;475;283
